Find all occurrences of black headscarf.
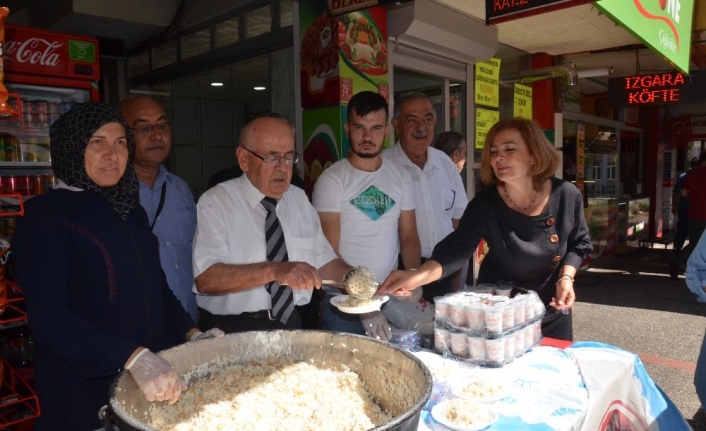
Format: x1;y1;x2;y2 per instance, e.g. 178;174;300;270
50;102;139;219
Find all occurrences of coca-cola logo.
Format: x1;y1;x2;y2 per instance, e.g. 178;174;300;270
4;38;62;67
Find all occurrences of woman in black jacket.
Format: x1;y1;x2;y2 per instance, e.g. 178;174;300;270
380;117;591;341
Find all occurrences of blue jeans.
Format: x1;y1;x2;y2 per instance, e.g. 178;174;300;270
695;328;706;408
322;292;366;335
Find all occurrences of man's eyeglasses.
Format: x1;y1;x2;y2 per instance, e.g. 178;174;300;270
131;123;171;137
243;147;299;166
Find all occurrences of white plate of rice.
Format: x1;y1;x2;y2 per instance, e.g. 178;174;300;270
450;377;511;403
431;398;498;431
330;295;389;314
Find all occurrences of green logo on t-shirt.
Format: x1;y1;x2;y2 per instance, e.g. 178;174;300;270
350;185;396;221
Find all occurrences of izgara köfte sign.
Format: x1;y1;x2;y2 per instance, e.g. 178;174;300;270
607;70;706;107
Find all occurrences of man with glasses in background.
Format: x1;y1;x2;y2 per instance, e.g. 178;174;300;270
383;92;468;302
120;96;198;320
192;114;352;333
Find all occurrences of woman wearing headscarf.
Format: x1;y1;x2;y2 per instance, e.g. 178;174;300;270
11;102;222;431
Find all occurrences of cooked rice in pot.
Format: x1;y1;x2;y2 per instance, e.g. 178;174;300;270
148;356;393;431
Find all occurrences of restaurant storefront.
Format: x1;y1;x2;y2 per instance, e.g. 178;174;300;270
125;0;693;268
125;0;496;200
561;111;643;260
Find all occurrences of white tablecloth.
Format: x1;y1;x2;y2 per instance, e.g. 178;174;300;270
417;342;692;431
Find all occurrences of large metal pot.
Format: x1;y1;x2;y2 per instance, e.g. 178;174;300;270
104;330;432;431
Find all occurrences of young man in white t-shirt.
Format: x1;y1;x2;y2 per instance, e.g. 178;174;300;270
313;91;422;340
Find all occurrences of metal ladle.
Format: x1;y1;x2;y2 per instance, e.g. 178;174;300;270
281;266;379;300
340;266;379;300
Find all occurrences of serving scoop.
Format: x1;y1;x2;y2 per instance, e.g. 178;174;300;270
280;266;379;300
341;266;379;300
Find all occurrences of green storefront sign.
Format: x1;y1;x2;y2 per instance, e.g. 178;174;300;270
594;0;694;74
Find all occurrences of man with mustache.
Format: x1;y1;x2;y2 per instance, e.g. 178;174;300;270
120;96;198;320
383;92;468;302
313;91;421;339
192;114;352;333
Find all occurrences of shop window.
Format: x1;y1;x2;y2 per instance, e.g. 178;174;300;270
563;118;628;200
592;165;601;180
182;28;212;60
280;0;293;27
449;81;466;136
216;16;239;48
246;4;271;39
200;64;235;182
151;52;275;198
152;40;178;70
232;55;270;107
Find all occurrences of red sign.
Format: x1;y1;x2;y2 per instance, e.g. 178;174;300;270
608;70;706;107
623;73;683;104
2;24;99;81
485;0;594;25
328;0;379;15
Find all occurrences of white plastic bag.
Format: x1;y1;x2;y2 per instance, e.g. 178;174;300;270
382;296;435;334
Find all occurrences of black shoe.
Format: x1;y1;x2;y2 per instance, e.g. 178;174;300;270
668;261;679;280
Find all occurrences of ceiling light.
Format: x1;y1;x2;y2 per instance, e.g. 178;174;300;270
211;82;224;87
254;86;266;90
576;67;615;79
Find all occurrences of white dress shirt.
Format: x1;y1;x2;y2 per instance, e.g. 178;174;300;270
192;175;338;315
382;144;468;257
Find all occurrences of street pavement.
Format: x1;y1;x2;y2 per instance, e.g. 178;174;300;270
573;244;706;430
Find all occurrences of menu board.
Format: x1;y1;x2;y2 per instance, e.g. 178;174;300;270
475;108;499;149
474;58;500;108
513;83;532;119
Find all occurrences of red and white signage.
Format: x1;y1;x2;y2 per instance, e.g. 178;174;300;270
608;70;706;107
2;24;99;81
328;0;379;15
485;0;594;25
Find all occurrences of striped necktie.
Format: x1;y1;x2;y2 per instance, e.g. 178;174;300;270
261;197;294;324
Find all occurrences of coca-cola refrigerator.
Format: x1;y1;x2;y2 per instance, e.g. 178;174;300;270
0;23;100;199
0;24;99;429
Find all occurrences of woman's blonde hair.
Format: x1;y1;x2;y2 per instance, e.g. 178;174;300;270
480;117;560;191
